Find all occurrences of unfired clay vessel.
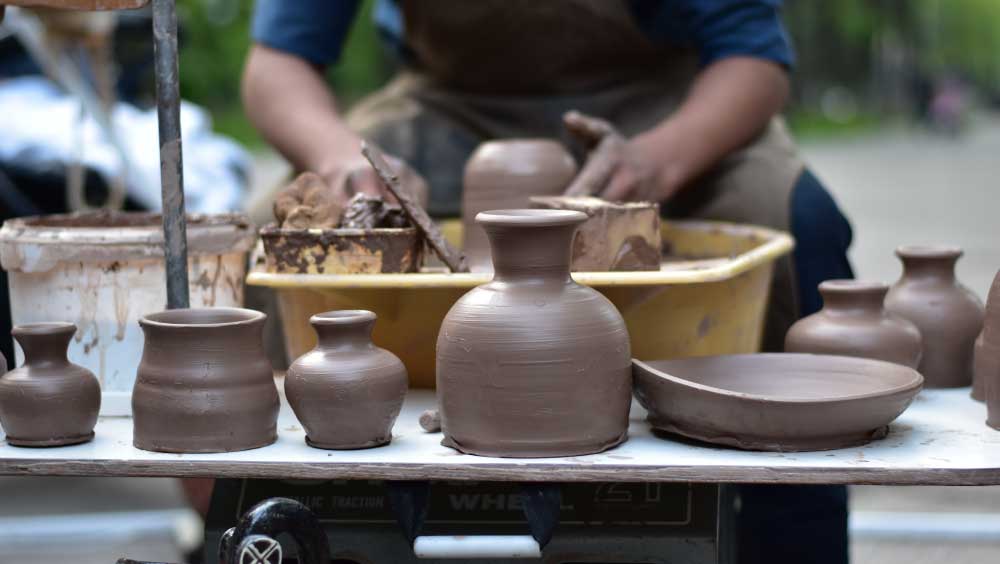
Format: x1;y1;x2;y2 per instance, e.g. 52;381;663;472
286;310;408;449
132;308;279;453
785;280;922;368
0;323;100;446
462;140;578;271
437;209;632;458
974;270;1000;402
633;354;923;452
885;246;984;388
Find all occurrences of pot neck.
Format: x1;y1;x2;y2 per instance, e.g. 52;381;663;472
819;281;888;315
13;324;73;366
483;220;581;284
898;253;959;284
311;312;376;351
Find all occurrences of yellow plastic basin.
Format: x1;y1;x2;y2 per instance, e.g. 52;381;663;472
247;220;794;388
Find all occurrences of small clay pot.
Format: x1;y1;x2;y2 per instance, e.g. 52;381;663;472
0;322;100;447
462;140;578;271
437;209;632;458
785;280;922;368
974;270;1000;403
286;310;408;449
885;246;984;388
132;308;279;453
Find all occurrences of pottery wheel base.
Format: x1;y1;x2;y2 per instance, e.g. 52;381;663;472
440;431;628;459
305;435;391;450
649;419;890;452
6;431;95;448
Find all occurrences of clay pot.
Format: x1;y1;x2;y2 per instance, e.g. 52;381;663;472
132;308;279;453
885;246;984;388
286;310;408;449
785;280;922;368
0;323;100;447
462;140;578;271
981;271;1000;426
437;209;632;457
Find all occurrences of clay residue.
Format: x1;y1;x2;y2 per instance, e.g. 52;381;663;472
341;193;409;229
273;172;343;230
260;226;423;274
611;235;661;271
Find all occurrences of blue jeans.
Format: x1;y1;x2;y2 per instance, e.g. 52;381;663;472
737;169;854;564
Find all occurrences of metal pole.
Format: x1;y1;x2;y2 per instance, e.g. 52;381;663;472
151;0;189;309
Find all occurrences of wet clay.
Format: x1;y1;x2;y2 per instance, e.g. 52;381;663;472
362;141;468;272
273;172;343;230
973;270;1000;401
785;280;923;368
633;354;923;452
419;409;442;433
436;209;632;458
463;140;577;271
0;323;100;447
531;195;661;271
260;225;424;274
341;193;409;229
132;308;279;453
286;310;408;449
885;246;984;388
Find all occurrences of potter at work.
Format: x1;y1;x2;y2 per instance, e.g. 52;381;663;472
286;310;408;449
131;308;279;453
885;246;984;388
0;323;100;447
245;0;858;560
785;279;923;368
436;209;632;457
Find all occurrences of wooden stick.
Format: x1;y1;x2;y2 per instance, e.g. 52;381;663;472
362;141;469;273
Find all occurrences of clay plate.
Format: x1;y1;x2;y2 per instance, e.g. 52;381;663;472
633;353;923;452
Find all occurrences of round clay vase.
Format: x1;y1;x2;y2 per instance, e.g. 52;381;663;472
785;280;923;368
286;310;408;449
0;323;100;447
132;308;279;453
885;246;985;388
462;140;578;271
437;209;632;458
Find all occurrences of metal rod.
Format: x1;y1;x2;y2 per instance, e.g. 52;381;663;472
151;0;189;309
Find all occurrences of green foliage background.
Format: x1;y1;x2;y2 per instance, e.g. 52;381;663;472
174;0;1000;146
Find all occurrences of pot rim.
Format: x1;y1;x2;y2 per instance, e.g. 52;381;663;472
819;279;888;293
12;321;75;336
310;309;377;326
895;244;963;259
476;209;587;227
140;307;265;329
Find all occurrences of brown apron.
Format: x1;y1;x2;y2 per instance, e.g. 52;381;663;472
346;0;803;351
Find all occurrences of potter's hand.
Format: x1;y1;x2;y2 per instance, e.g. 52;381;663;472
321;152;430;208
563;111;680;203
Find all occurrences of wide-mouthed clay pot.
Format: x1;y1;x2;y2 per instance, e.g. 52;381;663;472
785;280;922;368
0;322;100;446
885;246;984;388
286;310;408;449
437;209;632;458
132;308;279;453
462;140;577;271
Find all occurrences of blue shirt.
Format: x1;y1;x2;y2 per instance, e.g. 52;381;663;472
252;0;794;70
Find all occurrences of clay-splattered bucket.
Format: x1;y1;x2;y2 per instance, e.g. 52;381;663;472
0;211;256;414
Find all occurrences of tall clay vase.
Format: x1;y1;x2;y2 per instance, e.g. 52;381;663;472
885;246;984;388
437;209;632;458
462;140;577;271
286;310;408;449
0;323;100;446
974;270;1000;402
785;280;922;368
132;308;279;453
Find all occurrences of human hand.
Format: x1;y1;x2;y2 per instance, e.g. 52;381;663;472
563;111;682;203
320;150;430;209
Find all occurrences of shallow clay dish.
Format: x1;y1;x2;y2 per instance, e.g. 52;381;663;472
633;354;923;452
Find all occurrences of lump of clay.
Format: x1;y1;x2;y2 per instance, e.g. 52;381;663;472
273;172;342;229
341;193;410;229
531;195;661;272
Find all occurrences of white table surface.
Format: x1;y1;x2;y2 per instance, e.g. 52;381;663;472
1;388;998;485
